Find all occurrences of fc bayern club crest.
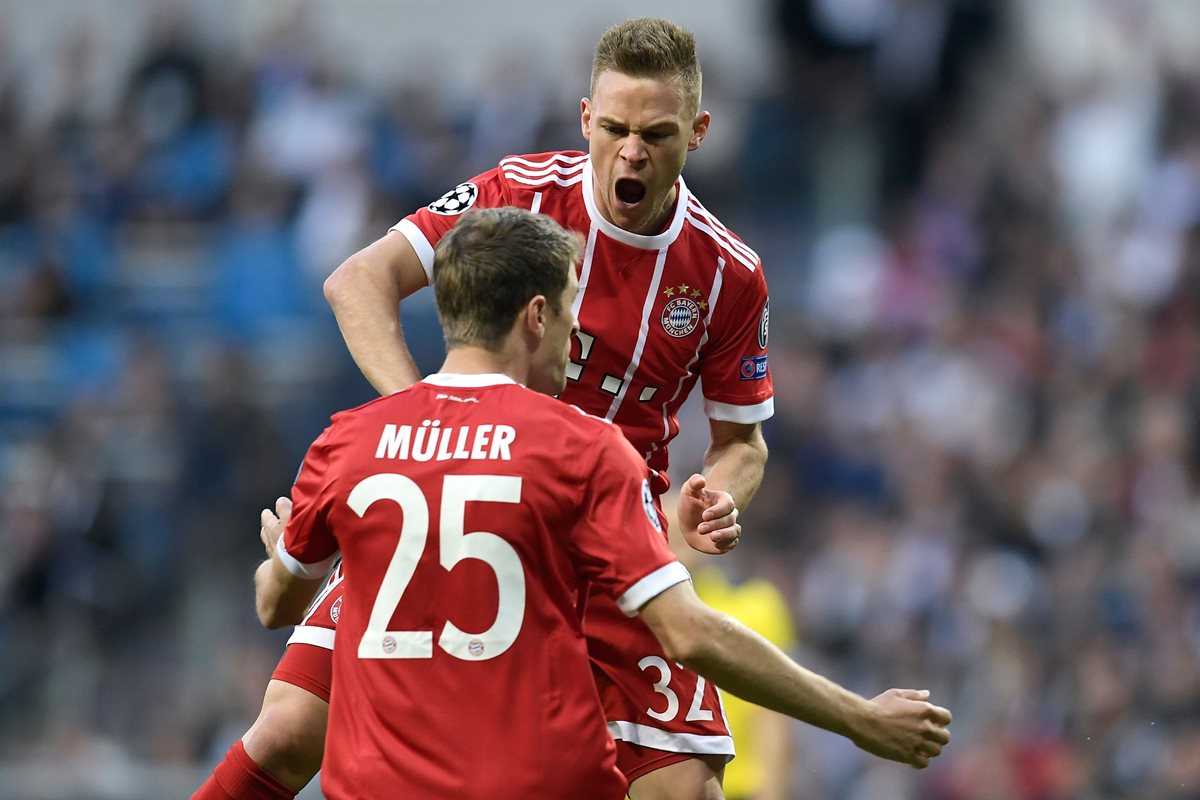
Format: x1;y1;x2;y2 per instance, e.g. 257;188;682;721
661;297;701;338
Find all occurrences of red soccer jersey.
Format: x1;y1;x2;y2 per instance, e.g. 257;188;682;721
277;373;689;800
394;151;774;492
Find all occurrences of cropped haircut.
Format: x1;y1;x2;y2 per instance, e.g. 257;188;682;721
590;17;702;118
433;207;581;351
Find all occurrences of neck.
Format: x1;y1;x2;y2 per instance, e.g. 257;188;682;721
439;346;528;386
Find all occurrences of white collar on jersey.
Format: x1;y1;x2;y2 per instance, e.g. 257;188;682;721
582;158;690;250
423;373;518;388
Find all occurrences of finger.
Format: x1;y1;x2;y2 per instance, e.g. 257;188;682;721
896;688;931;701
276;496;293;520
698;512;736;534
926;723;951;746
910;753;929;770
925;703;952;726
701;499;737;522
261;508;279;526
711;526;742;553
708;524;741;546
682;473;706;496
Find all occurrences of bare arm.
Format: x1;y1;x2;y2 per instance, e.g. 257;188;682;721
255;555;327;629
323;231;430;395
252;496;328;628
704;418;768;510
639;581;951;768
677;420;768;553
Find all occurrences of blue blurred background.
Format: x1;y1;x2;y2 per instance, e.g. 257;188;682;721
3;1;1200;798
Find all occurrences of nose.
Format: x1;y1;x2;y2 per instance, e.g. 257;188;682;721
620;135;648;166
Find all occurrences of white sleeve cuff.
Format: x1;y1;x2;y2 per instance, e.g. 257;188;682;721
704;396;774;424
616;561;691;616
389;219;435;285
277;535;340;579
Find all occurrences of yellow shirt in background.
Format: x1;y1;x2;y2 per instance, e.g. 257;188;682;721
691;567;797;800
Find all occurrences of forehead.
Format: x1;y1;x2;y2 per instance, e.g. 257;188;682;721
590;70;689;123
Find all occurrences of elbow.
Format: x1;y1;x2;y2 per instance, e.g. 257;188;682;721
257;599;286;630
656;621;708;666
323;255;359;311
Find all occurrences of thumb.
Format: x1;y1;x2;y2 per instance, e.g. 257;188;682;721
683;473;706;496
896;688;930;701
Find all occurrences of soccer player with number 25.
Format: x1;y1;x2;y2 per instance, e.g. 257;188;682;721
194;18;951;800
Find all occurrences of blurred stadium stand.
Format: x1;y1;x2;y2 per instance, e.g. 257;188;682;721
3;1;1200;798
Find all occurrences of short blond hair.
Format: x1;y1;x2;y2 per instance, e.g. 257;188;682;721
590;17;702;118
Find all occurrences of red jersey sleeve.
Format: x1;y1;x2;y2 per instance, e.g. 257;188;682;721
698;264;774;424
277;426;340;579
569;423;689;616
388;167;513;284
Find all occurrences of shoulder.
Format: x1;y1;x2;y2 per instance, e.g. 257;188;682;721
327;385;423;427
681;193;763;277
497;150;588;190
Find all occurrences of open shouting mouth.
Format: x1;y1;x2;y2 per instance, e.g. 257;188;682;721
615;177;647;208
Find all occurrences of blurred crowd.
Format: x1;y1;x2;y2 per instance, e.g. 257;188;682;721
2;1;1200;798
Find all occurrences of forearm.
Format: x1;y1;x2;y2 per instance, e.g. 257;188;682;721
254;558;285;627
324;252;423;396
684;610;871;743
702;435;767;511
255;556;323;629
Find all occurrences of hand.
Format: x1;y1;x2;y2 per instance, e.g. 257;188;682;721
852;689;952;769
260;496;293;558
676;474;741;555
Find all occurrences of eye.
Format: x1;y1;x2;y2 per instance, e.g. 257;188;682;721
643;132;667;143
602;124;627;137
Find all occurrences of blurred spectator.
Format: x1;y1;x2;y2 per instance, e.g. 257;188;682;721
3;2;1200;798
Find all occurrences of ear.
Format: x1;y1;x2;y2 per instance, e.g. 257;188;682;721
524;295;548;341
580;98;592;142
687;111;711;152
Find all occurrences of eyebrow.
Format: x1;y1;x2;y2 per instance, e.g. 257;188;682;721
597;116;681;134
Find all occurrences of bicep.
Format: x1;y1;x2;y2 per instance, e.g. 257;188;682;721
326;230;429;308
364;229;431;298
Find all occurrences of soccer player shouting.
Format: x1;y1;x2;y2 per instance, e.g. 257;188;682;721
195;18;950;800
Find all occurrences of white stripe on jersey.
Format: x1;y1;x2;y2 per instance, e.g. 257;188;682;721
500;153;589;170
573;224;599;317
647;258;725;460
530;191;543;213
685;212;758;272
392;218;436;284
287;625;336;651
503;172;585;188
616;561;691;616
606;721;735;757
301;560;346;622
604;246;670;422
704;396;774;424
686;199;761;266
501;160;586;180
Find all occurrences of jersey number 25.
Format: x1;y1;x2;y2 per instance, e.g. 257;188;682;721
349;473;524;662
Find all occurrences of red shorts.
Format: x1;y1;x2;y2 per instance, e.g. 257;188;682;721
269;562;345;703
271;561;735;780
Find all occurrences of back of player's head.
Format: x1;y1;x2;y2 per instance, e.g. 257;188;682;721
433;207;582;351
591;17;702;118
